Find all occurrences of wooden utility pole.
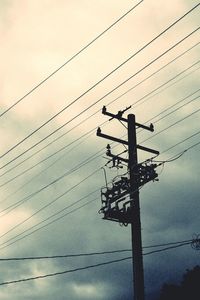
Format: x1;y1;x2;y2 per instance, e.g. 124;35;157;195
97;107;159;300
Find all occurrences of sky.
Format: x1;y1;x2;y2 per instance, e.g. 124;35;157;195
0;0;199;299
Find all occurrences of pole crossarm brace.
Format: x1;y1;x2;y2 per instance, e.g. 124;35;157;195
96;127;128;145
102;106;154;132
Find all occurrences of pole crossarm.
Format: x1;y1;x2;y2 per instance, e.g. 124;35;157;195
96;127;128;145
101;106;154;132
137;144;159;155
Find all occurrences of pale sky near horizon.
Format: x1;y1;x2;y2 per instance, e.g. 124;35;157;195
0;1;199;299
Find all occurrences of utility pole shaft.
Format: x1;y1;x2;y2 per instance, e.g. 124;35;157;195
128;114;145;300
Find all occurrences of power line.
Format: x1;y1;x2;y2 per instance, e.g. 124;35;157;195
0;129;100;206
0;4;198;161
0;238;193;261
161;130;200;155
143;239;193;249
0;186;146;249
0;190;99;242
140;103;200;144
0;0;143;118
0;131;104;189
131;60;200;109
0;123;104;186
146;94;200;126
0;256;132;286
0;197;99;251
0;249;131;261
0;170;102;240
143;242;191;255
139;89;200;127
0;165;101;217
0;241;194;286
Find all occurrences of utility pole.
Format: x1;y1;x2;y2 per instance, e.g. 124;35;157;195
97;106;159;300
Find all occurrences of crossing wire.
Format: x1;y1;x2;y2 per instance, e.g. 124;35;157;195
0;0;144;118
1;31;199;181
0;3;198;161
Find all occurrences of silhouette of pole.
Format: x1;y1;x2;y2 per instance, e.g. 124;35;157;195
128;114;145;300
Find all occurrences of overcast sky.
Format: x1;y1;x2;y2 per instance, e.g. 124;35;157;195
0;0;199;299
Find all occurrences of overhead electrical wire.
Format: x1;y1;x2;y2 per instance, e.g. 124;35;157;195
0;256;132;286
0;242;194;286
0;4;198;161
1;32;199;184
0;0;144;118
0;238;193;261
160;130;200;156
0;134;105;189
140;103;200;145
0;183;145;247
0;130;101;206
143;242;192;255
0;197;100;251
0;165;101;217
131;60;200;107
0;190;99;241
0;249;132;261
139;88;200;128
143;93;200;128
